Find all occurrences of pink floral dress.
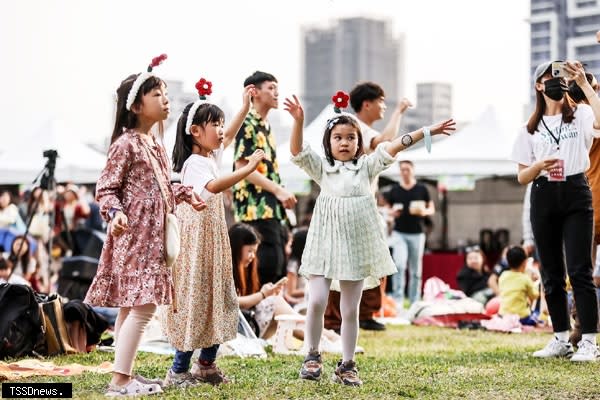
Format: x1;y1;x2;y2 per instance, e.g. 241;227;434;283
84;130;192;307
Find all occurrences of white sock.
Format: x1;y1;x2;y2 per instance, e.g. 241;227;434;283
304;275;332;353
582;333;597;345
554;331;569;342
339;280;364;363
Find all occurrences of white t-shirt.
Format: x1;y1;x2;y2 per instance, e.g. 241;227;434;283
511;104;600;177
357;119;379;153
181;145;224;201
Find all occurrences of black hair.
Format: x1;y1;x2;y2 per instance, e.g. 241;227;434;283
111;74;166;144
322;115;364;166
349;81;385;113
506;245;527;269
569;73;598;104
171;102;225;173
228;223;261;296
0;255;7;271
9;235;30;276
243;71;277;88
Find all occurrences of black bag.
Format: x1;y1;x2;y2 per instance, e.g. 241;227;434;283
0;283;45;359
63;300;109;347
57;256;99;300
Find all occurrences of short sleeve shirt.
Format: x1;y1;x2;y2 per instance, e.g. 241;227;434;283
511;104;598;177
232;108;285;222
384;183;431;233
181;145;223;201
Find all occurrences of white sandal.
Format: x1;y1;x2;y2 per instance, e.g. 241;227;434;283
105;379;163;397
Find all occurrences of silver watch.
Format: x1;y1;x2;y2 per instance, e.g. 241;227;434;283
401;134;413;147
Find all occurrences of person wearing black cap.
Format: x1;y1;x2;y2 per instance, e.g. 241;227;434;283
511;60;600;361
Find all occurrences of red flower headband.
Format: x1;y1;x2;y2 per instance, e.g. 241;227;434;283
126;53;168;110
186;77;213;134
331;90;350;113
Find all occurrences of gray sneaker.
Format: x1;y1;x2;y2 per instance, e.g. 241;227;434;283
532;337;574;358
299;351;323;381
571;340;600;362
332;360;362;386
163;369;200;388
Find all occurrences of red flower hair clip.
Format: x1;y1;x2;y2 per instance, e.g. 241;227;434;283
148;54;168;72
195;78;213;99
331;91;350;113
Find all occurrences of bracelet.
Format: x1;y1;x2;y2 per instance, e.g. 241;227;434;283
260;291;266;299
423;126;432;154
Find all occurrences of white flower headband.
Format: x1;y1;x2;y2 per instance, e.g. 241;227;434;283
125;54;168;111
185;78;213;135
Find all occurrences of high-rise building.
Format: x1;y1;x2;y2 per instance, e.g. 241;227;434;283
302;17;405;125
402;82;453;133
529;0;600;102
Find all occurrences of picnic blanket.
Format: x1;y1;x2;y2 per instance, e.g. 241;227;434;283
0;359;112;381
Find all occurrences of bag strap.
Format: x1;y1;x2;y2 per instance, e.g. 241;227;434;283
139;139;173;213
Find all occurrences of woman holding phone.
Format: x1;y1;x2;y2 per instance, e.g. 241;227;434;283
511;60;600;361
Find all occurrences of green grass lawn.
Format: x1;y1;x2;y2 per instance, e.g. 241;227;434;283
6;325;600;399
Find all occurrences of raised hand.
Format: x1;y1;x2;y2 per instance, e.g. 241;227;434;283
283;95;304;122
565;61;588;88
430;119;457;136
397;97;414;114
243;84;256;109
246;149;265;170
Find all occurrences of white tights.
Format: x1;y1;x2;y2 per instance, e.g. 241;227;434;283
112;304;156;378
304;275;364;362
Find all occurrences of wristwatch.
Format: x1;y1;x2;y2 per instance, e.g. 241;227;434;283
401;134;413;147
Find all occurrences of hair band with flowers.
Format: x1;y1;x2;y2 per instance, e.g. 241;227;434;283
326;90;350;130
186;77;213;135
126;53;168;111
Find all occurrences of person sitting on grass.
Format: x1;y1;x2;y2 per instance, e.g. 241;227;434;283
498;246;541;326
456;246;494;304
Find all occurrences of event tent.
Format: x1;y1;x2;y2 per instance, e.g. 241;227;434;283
0;119;108;185
380;106;518;180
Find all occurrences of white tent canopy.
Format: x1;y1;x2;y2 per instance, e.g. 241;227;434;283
0;119;108;185
380;105;518;180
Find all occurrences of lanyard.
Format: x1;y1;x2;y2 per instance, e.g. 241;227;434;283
540;118;563;150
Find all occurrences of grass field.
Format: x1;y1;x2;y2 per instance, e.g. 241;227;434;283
7;325;600;400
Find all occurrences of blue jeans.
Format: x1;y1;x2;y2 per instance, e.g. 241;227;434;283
172;344;220;373
389;231;426;305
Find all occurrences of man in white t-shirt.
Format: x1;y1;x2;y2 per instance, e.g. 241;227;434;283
324;81;412;332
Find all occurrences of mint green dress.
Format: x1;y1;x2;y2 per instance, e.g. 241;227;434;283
291;143;397;290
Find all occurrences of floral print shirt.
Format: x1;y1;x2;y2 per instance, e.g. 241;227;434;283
232;108;285;222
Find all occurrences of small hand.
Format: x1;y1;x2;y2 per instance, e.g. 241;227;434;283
276;187;297;209
247;149;266;170
564;61;587;88
190;192;207;212
243;84;256;109
260;283;275;297
537;158;560;172
283;95;304;122
111;212;128;237
397;98;414;114
430;119;457;136
594;276;600;288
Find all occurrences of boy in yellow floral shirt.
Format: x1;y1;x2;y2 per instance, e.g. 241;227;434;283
233;71;297;284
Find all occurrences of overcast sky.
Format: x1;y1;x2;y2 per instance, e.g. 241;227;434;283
1;0;530;145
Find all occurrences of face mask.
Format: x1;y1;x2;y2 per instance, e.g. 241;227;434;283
543;77;569;101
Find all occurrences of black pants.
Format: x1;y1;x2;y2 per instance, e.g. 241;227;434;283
530;173;598;333
246;219;286;285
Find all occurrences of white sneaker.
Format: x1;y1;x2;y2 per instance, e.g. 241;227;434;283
532;337;574;358
571;340;600;362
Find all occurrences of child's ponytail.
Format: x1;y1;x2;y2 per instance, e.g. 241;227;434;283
172;103;195;173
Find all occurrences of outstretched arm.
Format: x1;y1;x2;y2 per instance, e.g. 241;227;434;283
384;119;456;158
284;95;305;156
371;98;413;149
206;150;264;194
223;85;255;149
